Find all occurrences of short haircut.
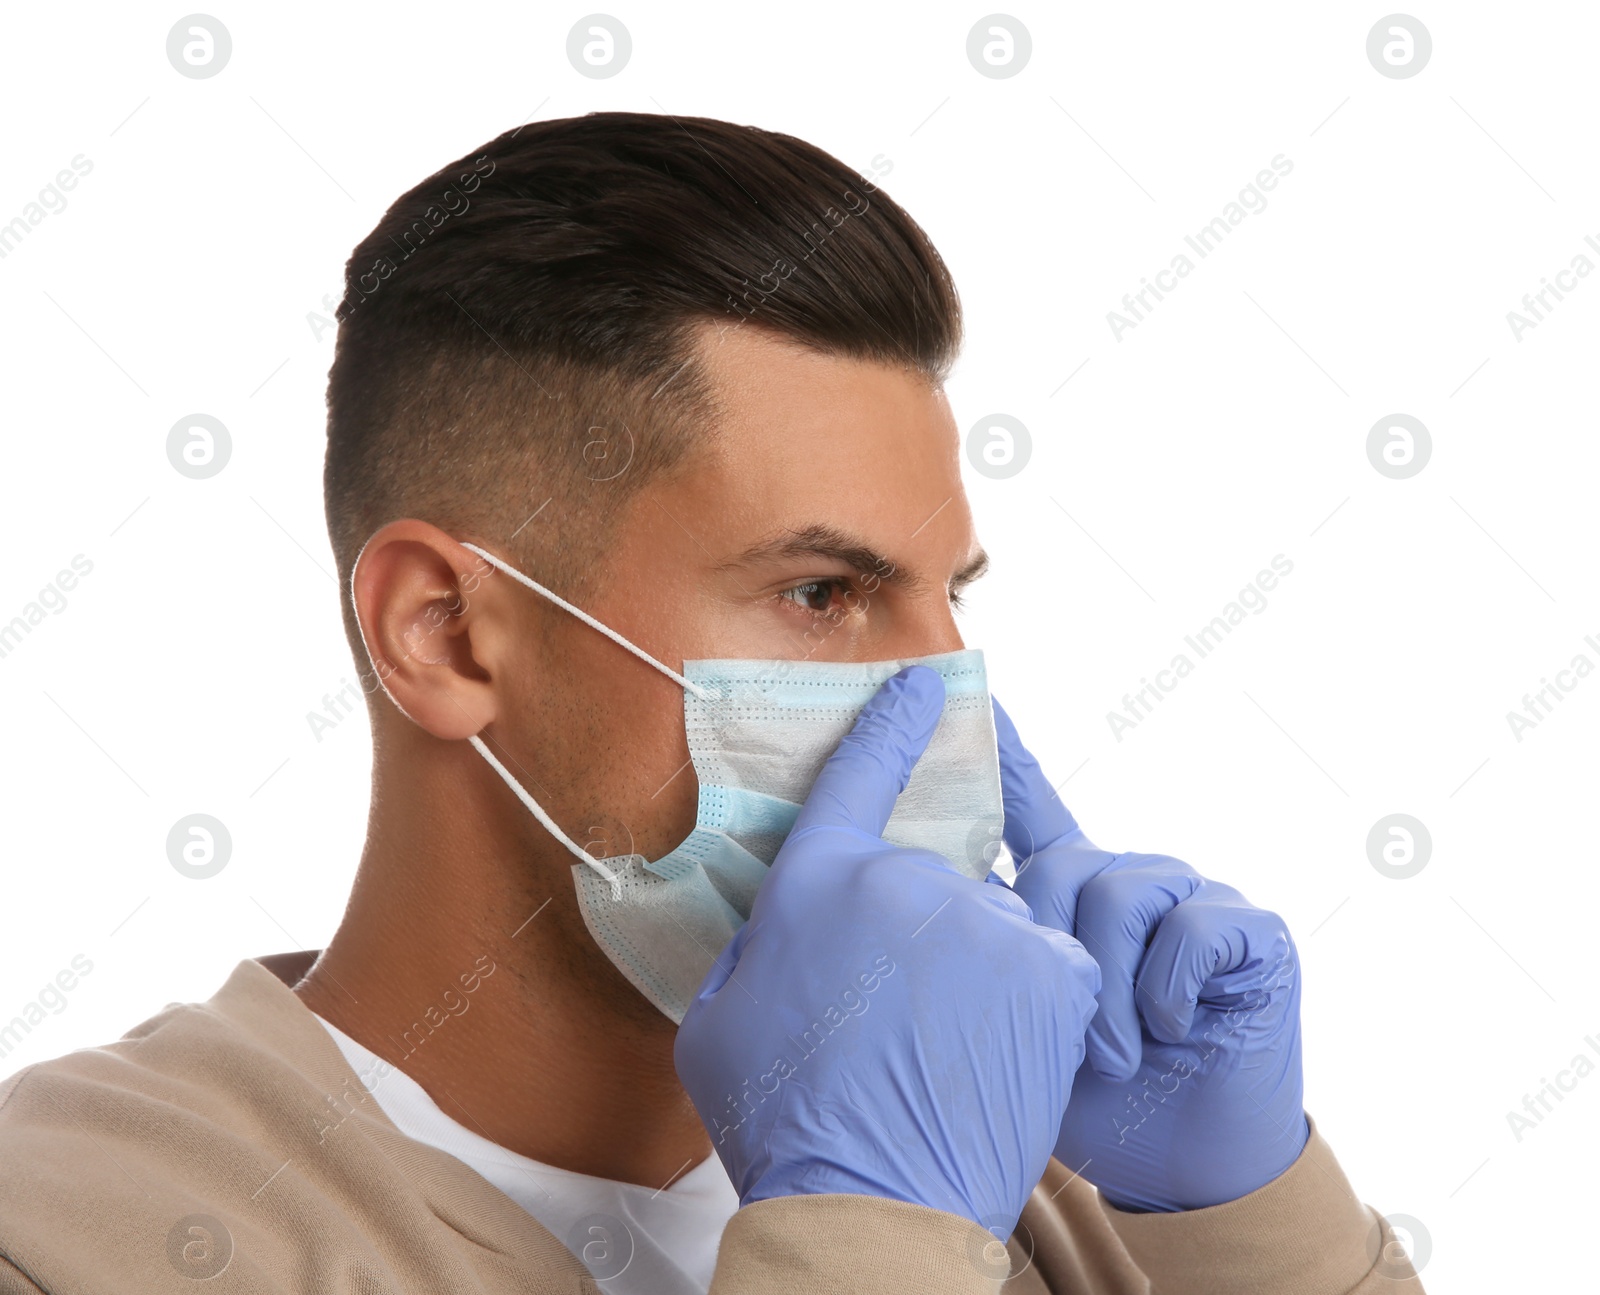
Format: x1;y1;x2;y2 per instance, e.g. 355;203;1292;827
322;110;963;669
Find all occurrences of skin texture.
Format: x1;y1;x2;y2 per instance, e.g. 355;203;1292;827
294;321;986;1189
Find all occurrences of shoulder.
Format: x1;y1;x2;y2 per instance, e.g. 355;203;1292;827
0;958;571;1294
0;968;370;1292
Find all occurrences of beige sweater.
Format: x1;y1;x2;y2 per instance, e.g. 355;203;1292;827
0;954;1422;1293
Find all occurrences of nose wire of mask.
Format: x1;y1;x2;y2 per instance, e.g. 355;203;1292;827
457;541;717;896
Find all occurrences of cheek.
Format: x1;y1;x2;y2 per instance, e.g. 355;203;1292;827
543;582;721;858
612;698;700;860
640;755;701;860
558;653;699;862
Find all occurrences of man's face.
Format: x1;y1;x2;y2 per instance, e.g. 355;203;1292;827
516;321;985;863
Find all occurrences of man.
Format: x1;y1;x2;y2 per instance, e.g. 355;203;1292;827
0;113;1421;1292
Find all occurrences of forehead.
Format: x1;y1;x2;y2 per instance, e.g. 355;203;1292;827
673;321;972;555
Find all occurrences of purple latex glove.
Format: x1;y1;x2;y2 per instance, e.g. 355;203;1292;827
675;667;1102;1240
996;697;1309;1213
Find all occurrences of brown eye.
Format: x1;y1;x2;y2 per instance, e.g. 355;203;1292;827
779;579;848;614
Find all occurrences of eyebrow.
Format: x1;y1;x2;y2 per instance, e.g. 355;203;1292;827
722;524;990;593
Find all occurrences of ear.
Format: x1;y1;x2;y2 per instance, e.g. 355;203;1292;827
350;519;515;740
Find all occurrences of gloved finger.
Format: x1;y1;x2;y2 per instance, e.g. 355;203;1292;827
980;868;1035;921
992;696;1084;860
1035;925;1103;1006
1074;856;1203;1080
790;665;945;842
687;912;758;1008
1129;891;1230;1043
994;698;1117;937
1137;896;1294;1042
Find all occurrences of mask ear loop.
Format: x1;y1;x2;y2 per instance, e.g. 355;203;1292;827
461;543;718;702
458;541;721;899
467;733;622;896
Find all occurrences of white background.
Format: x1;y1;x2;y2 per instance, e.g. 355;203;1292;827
1;2;1593;1288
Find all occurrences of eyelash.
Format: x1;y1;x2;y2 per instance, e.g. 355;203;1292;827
777;577;858;616
775;578;968;616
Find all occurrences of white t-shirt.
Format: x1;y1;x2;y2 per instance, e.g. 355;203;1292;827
312;1013;740;1294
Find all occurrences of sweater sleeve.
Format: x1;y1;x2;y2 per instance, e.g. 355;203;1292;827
1096;1119;1425;1294
709;1193;1010;1295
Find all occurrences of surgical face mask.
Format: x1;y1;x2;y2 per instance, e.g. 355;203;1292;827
459;543;1006;1024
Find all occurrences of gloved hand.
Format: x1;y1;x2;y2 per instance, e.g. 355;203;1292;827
996;698;1309;1213
675;666;1102;1240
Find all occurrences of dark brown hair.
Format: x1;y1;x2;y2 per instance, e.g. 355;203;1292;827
322;110;962;661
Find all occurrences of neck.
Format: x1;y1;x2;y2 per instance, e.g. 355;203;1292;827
293;748;711;1190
